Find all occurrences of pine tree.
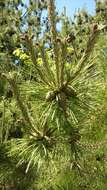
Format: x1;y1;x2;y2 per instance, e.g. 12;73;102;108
0;0;107;189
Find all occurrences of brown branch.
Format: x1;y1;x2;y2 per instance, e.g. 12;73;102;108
70;24;105;82
1;73;42;137
39;45;56;87
47;0;60;87
23;34;51;86
60;41;67;86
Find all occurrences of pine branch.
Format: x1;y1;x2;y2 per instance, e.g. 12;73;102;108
39;44;56;87
60;41;67;86
22;34;51;86
47;0;60;87
1;72;42;137
70;24;105;82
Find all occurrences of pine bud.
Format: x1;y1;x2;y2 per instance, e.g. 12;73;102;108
45;91;56;101
65;85;77;97
56;37;61;43
66;32;75;43
92;23;98;32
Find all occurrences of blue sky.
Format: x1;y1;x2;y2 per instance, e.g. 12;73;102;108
55;0;96;17
24;0;96;18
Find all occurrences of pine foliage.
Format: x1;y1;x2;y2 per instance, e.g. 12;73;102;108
0;0;107;189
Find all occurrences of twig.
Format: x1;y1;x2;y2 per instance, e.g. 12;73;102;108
47;0;60;87
70;24;105;82
1;73;42;137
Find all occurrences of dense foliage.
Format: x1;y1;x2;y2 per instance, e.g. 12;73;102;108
0;0;107;189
